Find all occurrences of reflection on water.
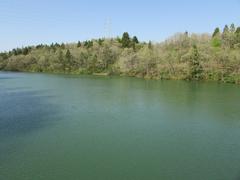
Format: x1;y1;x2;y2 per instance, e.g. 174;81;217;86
0;72;240;180
0;85;61;168
0;89;58;138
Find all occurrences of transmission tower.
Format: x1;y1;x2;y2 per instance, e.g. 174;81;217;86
104;18;112;39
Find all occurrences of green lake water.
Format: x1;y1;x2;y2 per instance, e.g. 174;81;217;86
0;72;240;180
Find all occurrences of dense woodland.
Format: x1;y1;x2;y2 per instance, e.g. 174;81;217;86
1;24;240;83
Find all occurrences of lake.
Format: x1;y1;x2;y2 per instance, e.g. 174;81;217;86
0;72;240;180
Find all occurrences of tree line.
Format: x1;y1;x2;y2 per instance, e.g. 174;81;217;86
0;24;240;84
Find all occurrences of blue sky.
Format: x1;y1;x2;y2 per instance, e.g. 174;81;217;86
0;0;240;51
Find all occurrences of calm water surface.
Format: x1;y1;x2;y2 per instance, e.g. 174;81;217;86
0;72;240;180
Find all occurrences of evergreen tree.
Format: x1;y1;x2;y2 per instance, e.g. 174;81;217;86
50;43;56;52
212;27;220;37
222;25;230;39
189;45;203;80
122;32;131;48
57;50;64;70
132;36;139;44
236;27;240;34
36;44;43;49
222;25;231;47
22;47;29;55
235;27;240;44
84;40;93;48
230;23;236;33
61;43;65;49
12;49;17;55
65;49;71;60
55;43;60;48
98;38;104;46
58;50;64;62
64;49;72;71
148;41;152;49
229;24;236;48
223;25;229;34
77;41;81;47
83;41;88;47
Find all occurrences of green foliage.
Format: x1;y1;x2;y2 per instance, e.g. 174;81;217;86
1;25;240;84
132;36;139;44
121;32;131;48
84;40;93;48
120;33;140;49
148;41;152;49
223;25;229;34
97;38;104;46
116;36;122;43
77;41;81;47
236;27;240;34
36;44;44;49
61;43;65;49
211;37;221;47
211;24;240;49
65;49;71;60
212;27;220;37
189;45;203;80
230;23;235;33
0;53;8;59
22;47;29;55
235;27;240;44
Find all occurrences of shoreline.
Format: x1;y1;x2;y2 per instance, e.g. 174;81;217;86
1;70;239;85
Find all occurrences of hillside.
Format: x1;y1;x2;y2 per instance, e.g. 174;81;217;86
1;24;240;84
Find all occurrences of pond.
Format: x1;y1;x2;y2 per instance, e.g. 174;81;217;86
0;72;240;180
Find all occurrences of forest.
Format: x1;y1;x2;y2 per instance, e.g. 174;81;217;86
1;24;240;84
